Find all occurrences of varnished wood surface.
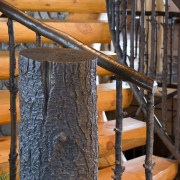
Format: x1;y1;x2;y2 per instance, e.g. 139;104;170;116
97;83;133;111
0;19;110;44
0;90;20;125
98;118;146;168
0;136;19;164
5;0;107;13
0;51;117;79
99;155;178;180
97;51;117;76
0;51;19;79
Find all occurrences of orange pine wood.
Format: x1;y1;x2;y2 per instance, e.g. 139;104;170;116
98;118;146;169
0;51;19;79
0;90;20;125
97;51;117;76
0;136;19;164
97;83;133;111
5;0;107;13
67;13;100;21
99;155;178;180
0;19;110;44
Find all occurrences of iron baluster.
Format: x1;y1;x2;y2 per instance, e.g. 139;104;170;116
135;17;140;58
145;17;150;76
171;96;174;139
7;18;18;180
36;33;41;47
144;92;155;180
154;19;158;79
144;0;156;179
175;26;180;153
111;1;115;30
170;18;174;85
130;0;136;68
139;0;145;74
113;1;125;179
162;0;169;130
122;0;127;64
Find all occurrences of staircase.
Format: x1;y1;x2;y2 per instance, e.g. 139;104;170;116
0;0;179;179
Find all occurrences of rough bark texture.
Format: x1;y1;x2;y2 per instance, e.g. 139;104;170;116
18;47;98;180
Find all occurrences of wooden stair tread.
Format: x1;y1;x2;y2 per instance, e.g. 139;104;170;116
0;90;20;125
0;18;110;44
0;51;116;79
5;0;107;13
99;155;178;180
0;83;133;124
0;136;19;164
97;83;133;111
98;118;146;168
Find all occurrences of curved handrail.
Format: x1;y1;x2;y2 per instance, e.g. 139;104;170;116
0;0;157;92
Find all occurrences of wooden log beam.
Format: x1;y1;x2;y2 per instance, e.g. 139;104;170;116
0;18;110;44
5;0;107;13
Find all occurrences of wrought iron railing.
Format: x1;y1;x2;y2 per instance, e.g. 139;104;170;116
106;0;180;180
1;0;180;180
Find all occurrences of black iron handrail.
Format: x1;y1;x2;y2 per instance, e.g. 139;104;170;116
0;0;157;92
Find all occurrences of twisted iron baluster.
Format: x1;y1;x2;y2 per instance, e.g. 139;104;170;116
8;18;18;180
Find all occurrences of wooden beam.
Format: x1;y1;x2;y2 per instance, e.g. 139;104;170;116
5;0;107;13
98;118;146;169
0;90;20;125
97;83;133;111
0;51;19;80
99;155;178;180
0;18;110;44
97;51;117;76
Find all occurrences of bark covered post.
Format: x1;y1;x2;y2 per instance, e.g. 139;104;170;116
18;47;98;180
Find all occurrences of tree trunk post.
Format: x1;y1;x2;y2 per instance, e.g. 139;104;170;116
18;47;98;180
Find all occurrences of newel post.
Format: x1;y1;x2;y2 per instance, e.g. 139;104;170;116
18;47;98;180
